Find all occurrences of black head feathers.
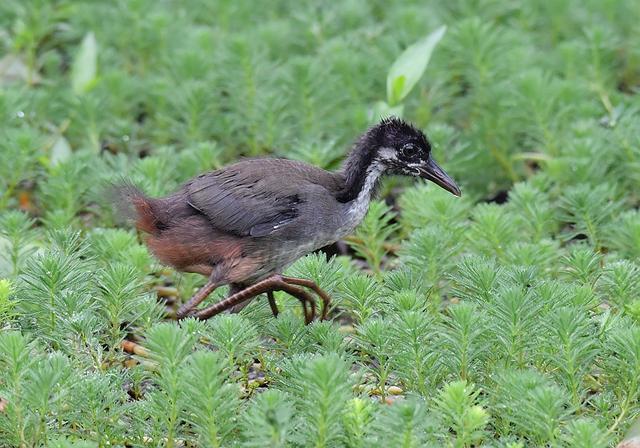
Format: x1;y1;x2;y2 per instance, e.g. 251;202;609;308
337;117;433;202
374;116;431;154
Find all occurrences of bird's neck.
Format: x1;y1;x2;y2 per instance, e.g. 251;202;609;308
335;131;386;204
332;142;387;234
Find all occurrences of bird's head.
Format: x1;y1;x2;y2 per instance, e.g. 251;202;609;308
370;117;461;196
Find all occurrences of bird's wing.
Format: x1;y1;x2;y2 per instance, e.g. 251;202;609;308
185;159;337;238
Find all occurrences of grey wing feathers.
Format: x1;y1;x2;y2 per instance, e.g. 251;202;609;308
185;166;303;237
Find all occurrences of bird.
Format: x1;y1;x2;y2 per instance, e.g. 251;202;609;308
115;117;461;323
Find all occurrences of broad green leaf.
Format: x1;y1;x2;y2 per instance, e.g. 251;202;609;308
50;135;72;167
71;32;98;95
386;25;446;106
391;76;406;105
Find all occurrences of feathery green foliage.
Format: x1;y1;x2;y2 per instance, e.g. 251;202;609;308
1;0;640;446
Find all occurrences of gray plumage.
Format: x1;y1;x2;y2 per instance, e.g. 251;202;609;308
117;117;460;290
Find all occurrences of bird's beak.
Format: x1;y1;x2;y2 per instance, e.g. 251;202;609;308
418;159;461;196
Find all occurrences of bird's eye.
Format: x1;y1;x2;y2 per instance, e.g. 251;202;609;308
401;143;417;157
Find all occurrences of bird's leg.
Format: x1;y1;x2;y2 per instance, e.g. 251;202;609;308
176;278;219;319
280;276;332;320
193;276;281;320
267;291;279;317
229;286;281;318
194;275;316;323
224;282;304;321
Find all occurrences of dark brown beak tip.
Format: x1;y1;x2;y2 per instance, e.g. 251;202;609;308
420;159;461;197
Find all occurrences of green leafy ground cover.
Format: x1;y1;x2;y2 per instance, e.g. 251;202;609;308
1;1;640;446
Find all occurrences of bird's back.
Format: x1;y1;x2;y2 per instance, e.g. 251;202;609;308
119;158;349;280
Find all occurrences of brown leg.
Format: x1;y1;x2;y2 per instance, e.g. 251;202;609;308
267;291;279;317
281;276;332;320
176;279;219;319
194;277;278;320
194;275;316;324
229;286;281;318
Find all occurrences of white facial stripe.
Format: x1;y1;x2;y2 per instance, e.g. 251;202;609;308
398;161;421;176
377;147;398;161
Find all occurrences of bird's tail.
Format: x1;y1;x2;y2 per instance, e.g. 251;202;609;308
109;181;161;234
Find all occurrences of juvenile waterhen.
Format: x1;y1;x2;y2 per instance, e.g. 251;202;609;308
118;117;461;323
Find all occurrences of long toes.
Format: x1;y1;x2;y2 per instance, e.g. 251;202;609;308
268;296;279;317
279;276;330;321
304;302;312;325
320;297;331;320
299;299;310;324
307;300;316;323
193;308;214;321
176;308;195;320
176;307;189;319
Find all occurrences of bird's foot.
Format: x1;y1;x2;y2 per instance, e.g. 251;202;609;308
176;279;219;319
187;274;332;324
279;275;332;321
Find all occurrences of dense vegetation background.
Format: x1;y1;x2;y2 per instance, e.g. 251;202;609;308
1;0;640;446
